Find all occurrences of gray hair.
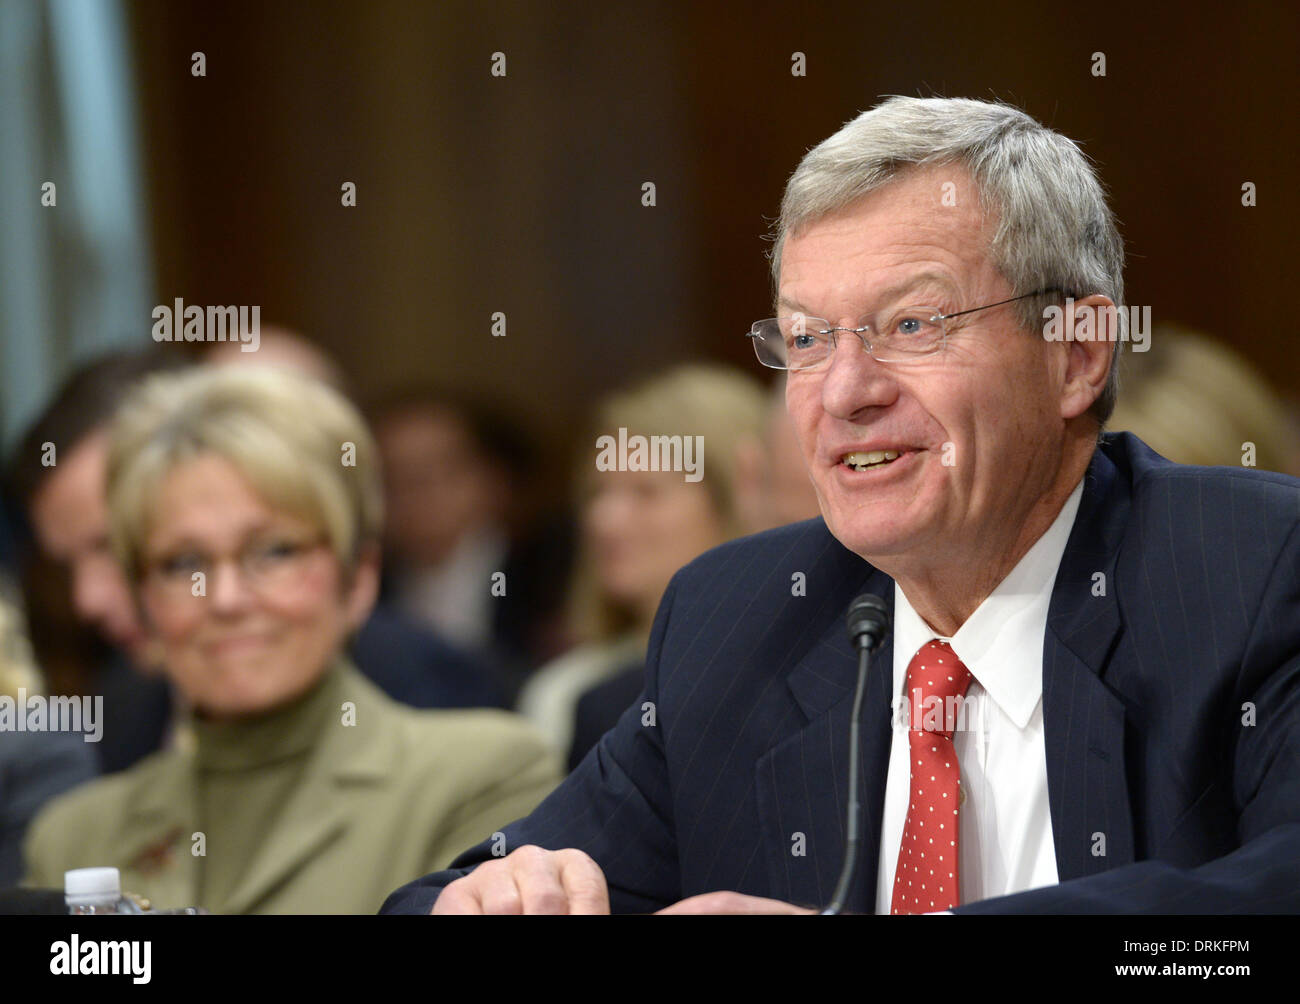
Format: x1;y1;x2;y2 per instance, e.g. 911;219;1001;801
772;96;1125;424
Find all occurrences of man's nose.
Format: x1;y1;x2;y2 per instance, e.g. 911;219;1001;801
819;329;899;420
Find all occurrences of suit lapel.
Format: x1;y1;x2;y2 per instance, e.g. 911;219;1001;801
756;438;1140;903
217;776;351;915
757;560;894;913
1042;441;1135;880
115;755;202;910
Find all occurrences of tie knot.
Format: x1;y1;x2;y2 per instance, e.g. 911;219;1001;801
904;640;973;735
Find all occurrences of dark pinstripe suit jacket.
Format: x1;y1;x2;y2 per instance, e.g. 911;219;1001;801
381;432;1300;914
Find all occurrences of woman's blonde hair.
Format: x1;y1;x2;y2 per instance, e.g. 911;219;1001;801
106;366;384;583
1109;326;1299;475
0;595;40;699
568;364;768;643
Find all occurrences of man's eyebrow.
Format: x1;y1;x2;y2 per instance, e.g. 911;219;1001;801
776;271;958;317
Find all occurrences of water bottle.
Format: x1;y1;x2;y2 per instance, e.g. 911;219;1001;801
63;867;207;914
65;867;145;914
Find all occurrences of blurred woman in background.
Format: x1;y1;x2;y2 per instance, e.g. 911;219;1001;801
23;366;560;913
0;594;97;887
516;364;767;769
1108;324;1300;475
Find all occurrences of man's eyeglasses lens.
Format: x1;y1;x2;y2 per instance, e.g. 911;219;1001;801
749;307;946;370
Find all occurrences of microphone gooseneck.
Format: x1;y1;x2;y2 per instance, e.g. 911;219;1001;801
821;593;889;916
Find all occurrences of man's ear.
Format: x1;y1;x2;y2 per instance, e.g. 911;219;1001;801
1058;294;1117;421
343;541;381;632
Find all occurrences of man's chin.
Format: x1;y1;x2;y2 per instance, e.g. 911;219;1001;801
825;518;928;564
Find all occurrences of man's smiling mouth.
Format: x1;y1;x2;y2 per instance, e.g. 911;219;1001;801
841;449;902;471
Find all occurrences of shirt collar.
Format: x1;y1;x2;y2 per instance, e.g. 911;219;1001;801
892;478;1084;729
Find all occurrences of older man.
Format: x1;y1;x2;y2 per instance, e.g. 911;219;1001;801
382;96;1300;915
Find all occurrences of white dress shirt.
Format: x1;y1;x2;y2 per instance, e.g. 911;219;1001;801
396;525;508;652
874;478;1084;913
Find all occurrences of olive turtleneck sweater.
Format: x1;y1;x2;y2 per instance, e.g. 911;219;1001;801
23;657;563;914
188;663;343;911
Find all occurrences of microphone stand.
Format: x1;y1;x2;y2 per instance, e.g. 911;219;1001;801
820;639;875;915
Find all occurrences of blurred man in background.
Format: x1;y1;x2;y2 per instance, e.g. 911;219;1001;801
8;350;189;774
373;392;575;699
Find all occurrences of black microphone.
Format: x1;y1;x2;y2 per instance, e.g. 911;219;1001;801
821;593;889;915
846;594;889;652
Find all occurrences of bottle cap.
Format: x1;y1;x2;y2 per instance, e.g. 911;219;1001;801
64;867;122;905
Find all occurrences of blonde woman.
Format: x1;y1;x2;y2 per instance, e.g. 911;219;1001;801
23;367;560;913
516;364;767;767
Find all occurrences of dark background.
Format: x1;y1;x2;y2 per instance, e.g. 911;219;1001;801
126;0;1299;486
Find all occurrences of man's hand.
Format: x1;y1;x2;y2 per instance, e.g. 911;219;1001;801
654;892;816;914
430;847;813;915
431;845;611;914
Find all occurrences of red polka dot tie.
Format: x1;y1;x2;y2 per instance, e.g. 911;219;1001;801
891;639;973;915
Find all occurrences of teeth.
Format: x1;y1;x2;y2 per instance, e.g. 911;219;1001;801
843;449;900;470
